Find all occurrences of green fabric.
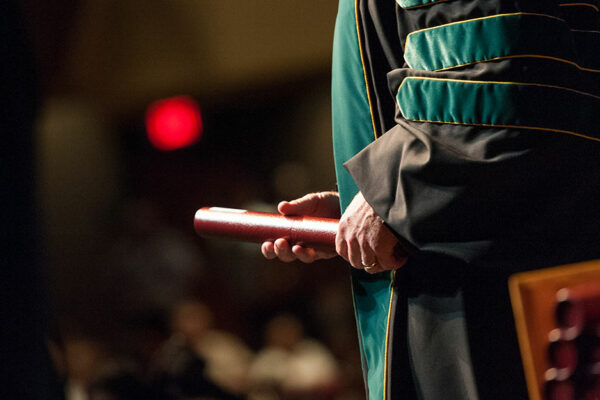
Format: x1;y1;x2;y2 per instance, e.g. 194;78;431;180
350;271;395;399
404;13;576;71
396;0;443;9
332;1;394;399
332;0;374;212
396;76;600;140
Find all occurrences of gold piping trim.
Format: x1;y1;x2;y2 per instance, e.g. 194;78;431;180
355;0;379;140
396;76;600;100
404;12;565;53
395;77;600;142
398;117;600;143
432;54;600;73
559;2;600;12
383;270;397;400
350;276;371;394
571;29;600;33
397;0;449;10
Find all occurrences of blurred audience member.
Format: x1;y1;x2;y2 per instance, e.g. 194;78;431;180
170;300;253;395
151;334;243;400
63;337;111;400
150;299;254;399
88;364;150;400
248;314;341;400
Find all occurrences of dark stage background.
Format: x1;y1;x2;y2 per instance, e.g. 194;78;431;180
7;1;365;399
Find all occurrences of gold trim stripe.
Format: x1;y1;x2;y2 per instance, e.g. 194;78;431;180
400;118;600;143
383;270;397;400
396;0;449;10
404;12;565;53
354;0;379;140
396;77;600;143
397;76;600;100
434;54;600;73
559;2;600;12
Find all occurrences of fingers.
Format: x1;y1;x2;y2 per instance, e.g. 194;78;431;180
261;239;335;263
335;235;348;263
290;245;336;263
359;240;377;270
261;241;277;260
262;192;342;264
273;238;297;262
363;264;383;274
278;193;318;216
358;243;382;275
337;237;377;271
291;245;314;263
295;246;336;262
336;192;409;274
261;239;297;262
375;244;398;270
346;238;363;269
278;191;341;218
336;213;378;270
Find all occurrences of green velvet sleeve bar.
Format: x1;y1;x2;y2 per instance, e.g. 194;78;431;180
395;76;600;142
404;13;577;71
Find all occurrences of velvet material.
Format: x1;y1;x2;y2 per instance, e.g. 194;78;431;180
395;76;600;141
334;0;600;399
404;13;575;71
396;0;449;10
331;2;395;399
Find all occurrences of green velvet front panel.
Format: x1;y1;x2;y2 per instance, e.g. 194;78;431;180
332;1;394;399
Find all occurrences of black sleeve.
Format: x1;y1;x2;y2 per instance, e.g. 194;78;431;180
345;0;600;272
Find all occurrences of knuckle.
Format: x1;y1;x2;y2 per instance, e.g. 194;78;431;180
279;252;294;262
275;249;288;259
359;242;373;255
372;241;387;252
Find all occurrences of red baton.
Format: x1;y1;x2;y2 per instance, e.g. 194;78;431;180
194;207;338;250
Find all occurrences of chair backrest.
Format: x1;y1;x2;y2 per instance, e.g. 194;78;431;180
510;259;600;400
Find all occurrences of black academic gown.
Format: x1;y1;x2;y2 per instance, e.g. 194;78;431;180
332;1;600;399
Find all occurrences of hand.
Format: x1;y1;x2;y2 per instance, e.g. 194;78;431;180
336;192;407;274
261;191;340;263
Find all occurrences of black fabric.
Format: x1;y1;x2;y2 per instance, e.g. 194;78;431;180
388;268;418;400
345;1;600;399
359;1;403;136
348;119;600;271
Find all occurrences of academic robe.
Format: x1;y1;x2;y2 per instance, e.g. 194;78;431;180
331;1;600;399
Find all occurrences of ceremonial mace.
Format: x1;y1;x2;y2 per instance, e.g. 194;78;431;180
194;207;338;251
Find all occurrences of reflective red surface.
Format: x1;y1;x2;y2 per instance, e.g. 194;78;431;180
194;207;338;250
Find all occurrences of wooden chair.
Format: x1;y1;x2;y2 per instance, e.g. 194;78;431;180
510;260;600;400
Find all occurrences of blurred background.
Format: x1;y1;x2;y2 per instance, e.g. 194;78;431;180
5;1;365;399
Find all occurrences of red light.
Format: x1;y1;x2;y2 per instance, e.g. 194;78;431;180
145;96;203;151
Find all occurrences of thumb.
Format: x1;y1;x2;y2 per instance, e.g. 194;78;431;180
377;251;399;270
378;243;409;270
278;193;319;216
378;249;408;270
